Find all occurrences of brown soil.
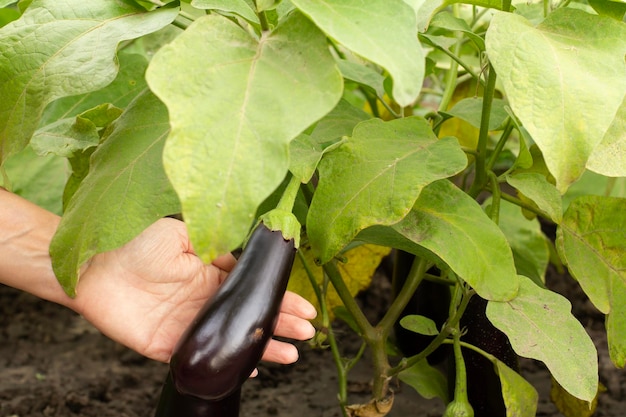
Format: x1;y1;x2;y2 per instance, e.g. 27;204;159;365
0;265;623;417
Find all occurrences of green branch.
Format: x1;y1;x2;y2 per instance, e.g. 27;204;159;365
468;63;497;198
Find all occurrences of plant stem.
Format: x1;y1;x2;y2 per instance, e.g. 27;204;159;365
323;262;374;339
500;192;551;221
485;118;514;173
378;257;428;337
324;261;393;400
468;63;497;198
488;171;501;224
449;328;473;414
171;18;189;30
253;0;270;31
298;253;349;416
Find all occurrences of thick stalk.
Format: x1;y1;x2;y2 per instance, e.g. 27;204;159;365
378;257;428;336
323;262;375;340
253;0;270;31
324;261;391;401
299;251;349;414
468;63;497;198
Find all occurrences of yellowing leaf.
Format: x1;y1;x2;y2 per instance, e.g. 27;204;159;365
550;376;605;417
288;243;390;324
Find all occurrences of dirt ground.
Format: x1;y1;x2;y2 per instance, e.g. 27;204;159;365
0;264;624;417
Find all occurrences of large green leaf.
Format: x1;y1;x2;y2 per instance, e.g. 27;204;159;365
50;90;180;296
359;180;519;301
308;117;467;265
291;0;424;107
0;0;178;164
486;8;626;193
557;196;626;367
487;277;598;402
146;12;343;262
587;96;626;177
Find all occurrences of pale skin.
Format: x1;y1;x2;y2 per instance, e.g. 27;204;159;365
0;188;317;366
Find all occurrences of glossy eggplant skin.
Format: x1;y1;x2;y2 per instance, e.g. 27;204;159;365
154;372;240;417
170;223;296;401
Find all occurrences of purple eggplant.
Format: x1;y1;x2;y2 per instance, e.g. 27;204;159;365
169;222;296;401
154;372;240;417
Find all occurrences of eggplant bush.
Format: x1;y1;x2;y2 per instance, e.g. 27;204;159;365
1;1;625;416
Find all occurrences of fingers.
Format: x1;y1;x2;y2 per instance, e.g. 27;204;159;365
261;339;300;364
212;253;236;273
280;291;317;320
274;312;316;341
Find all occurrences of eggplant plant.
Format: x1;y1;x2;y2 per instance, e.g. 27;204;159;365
1;0;625;416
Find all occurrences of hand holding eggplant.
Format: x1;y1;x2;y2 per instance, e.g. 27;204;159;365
72;217;316;364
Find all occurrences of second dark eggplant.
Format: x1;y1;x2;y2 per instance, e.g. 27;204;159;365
169;222;296;401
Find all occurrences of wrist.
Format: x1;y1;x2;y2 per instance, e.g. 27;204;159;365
0;189;76;310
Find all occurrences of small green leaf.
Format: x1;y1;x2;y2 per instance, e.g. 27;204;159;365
557;195;626;367
400;315;439;336
40;51;149;127
0;1;17;8
443;98;509;131
50;90;180;296
506;172;562;224
359;180;519;301
336;60;386;98
495;360;538;417
289;100;370;183
291;0;424;107
496;199;550;286
0;0;178;164
308;117;467;264
486;9;626;193
486;277;598;402
398;359;449;401
146;12;342;262
190;0;258;23
31;104;123;158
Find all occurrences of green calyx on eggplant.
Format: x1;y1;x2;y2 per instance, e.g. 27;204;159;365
169;221;297;401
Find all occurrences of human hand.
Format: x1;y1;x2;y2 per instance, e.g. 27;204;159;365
73;218;316;364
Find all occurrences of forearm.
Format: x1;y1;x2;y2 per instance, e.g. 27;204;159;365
0;188;76;309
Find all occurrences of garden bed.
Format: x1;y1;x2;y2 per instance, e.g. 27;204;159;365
0;264;623;417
